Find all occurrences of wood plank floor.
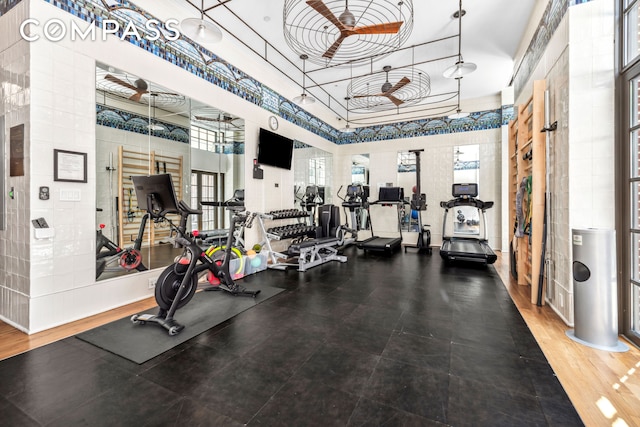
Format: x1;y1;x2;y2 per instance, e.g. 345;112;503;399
1;252;639;426
493;254;640;427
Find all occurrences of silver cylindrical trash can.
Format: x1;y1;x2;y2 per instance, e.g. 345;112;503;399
567;228;628;352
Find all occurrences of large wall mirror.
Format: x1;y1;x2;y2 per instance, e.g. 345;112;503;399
95;63;244;281
452;144;480;236
293;144;333;208
396;150;420;233
351;154;369;185
453;145;479;184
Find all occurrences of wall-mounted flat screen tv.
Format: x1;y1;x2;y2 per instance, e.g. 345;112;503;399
257;128;294;170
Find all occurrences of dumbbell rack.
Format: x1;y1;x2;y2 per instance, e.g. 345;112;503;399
254;209;316;270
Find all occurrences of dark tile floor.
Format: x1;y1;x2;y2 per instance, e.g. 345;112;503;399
0;247;583;426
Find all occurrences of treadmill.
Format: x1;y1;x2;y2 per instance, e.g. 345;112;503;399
439;183;497;265
358;187;404;255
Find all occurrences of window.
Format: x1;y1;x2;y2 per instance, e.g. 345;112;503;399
190;171;225;231
308;157;326;186
618;0;640;346
624;0;640;66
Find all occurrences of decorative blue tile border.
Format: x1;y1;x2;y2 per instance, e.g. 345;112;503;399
96;104;190;143
454;160;480;171
513;0;569;97
337;108;505;145
0;0;22;16
513;0;594;98
96;104;244;154
501;105;515;126
37;0;515;146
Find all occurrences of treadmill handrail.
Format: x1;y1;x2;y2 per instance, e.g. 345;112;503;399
370;200;404;205
439;197;494;211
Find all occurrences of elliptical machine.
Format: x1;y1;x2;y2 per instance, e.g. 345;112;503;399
336;184;370;246
404;149;432;254
297;185;323;226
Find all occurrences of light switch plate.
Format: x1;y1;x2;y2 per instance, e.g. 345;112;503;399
60;189;81;201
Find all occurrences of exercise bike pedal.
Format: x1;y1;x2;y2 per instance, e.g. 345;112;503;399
130;313;185;336
131;313;154;324
218;283;261;297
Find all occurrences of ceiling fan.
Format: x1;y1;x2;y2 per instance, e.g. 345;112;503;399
352;66;410;107
306;0;403;59
104;74;178;102
194;114;242;129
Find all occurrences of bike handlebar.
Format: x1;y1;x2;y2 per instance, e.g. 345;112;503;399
200;200;245;209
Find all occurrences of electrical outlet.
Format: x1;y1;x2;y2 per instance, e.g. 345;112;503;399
559;293;564;308
148;278;156;289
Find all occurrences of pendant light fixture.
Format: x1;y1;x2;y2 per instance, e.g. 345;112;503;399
181;0;223;45
443;0;476;79
341;96;355;133
293;54;316;105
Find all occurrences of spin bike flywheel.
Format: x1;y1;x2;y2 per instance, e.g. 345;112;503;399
154;263;198;311
119;249;143;270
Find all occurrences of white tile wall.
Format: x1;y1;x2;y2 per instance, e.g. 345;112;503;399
522;0;615;325
0;1;31;328
334;130;503;248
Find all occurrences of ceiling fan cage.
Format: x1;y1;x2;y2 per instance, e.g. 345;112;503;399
347;67;431;112
283;0;414;66
96;70;186;109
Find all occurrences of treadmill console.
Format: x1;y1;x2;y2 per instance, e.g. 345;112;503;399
452;183;478;198
378;186;404;203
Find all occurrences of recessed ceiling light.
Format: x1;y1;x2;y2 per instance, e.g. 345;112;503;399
263;16;271;22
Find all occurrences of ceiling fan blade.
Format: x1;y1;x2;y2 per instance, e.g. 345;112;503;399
306;0;346;31
194;115;218;122
385;94;404;106
385;77;410;95
105;74;139;92
323;21;402;58
129;91;147;102
352;21;403;35
323;34;347;59
154;91;180;97
352;93;384;99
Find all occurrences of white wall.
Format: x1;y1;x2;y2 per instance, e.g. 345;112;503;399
0;1;31;330
335;130;503;248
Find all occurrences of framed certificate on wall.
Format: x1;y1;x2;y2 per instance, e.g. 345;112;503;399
54;149;87;183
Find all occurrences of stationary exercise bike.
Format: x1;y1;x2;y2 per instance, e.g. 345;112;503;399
95;208;148;279
130;174;260;336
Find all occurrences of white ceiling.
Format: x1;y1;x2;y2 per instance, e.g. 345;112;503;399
130;0;538;128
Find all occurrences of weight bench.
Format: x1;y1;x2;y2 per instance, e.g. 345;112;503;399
288;237;347;272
